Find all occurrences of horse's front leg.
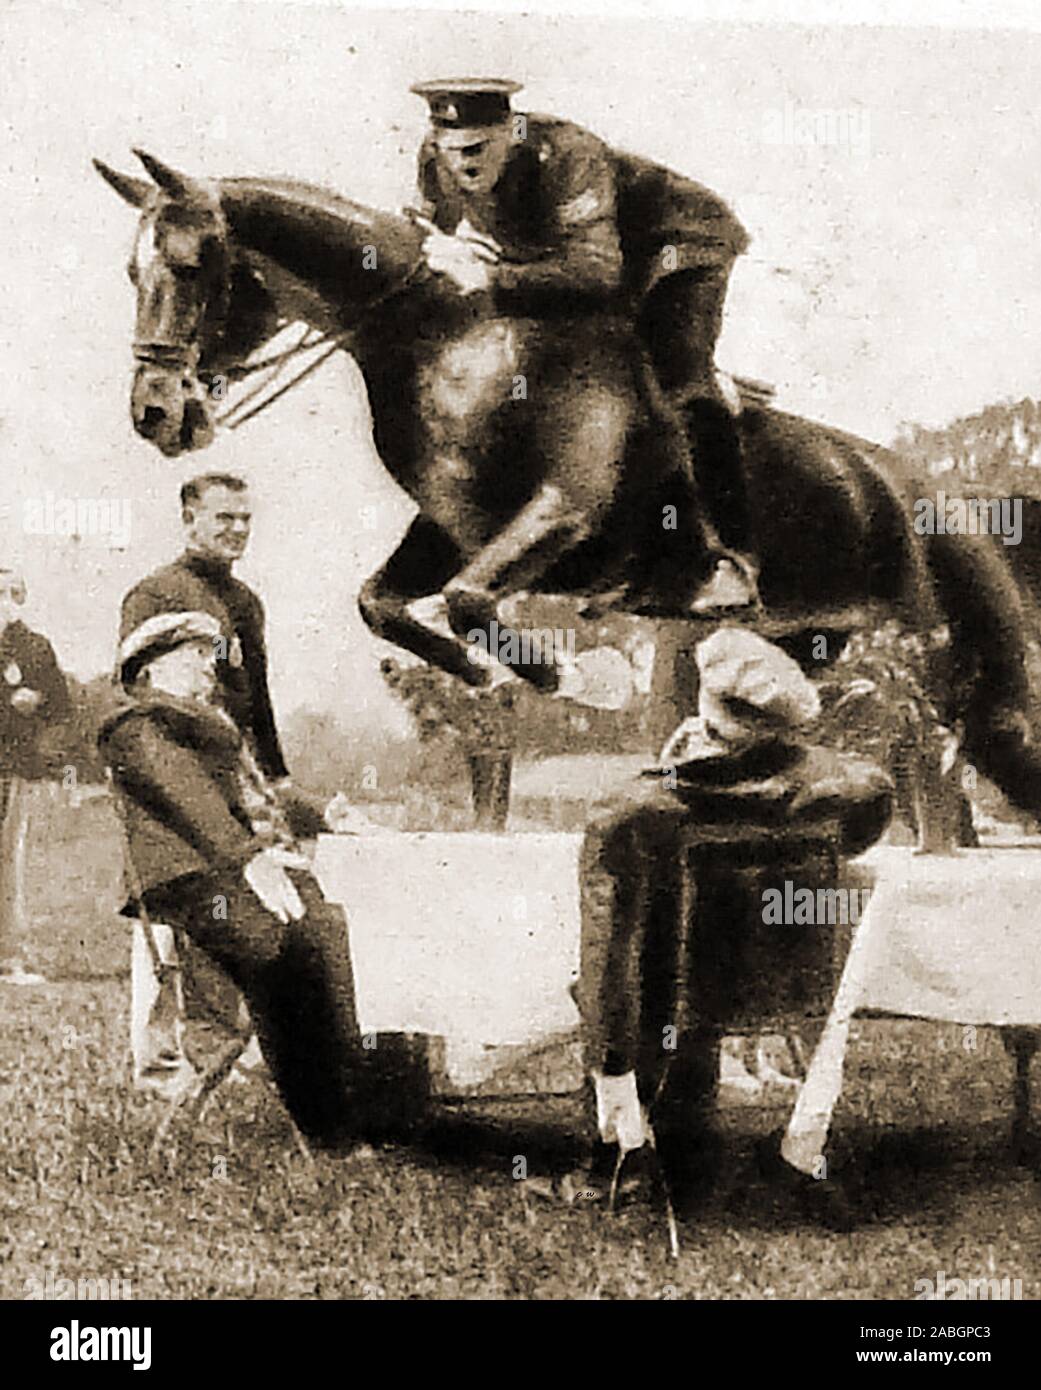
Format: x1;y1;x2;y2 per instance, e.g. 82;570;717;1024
443;482;597;693
358;515;490;686
444;360;634;692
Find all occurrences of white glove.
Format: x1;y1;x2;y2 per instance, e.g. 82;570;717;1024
244;848;307;924
405;592;453;637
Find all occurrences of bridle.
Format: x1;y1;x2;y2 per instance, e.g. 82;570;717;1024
132;210;431;434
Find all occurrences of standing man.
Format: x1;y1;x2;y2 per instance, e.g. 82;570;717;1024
0;567;70;985
409;78;757;611
121;473;287;783
119;475;365;1083
120;474;288;1058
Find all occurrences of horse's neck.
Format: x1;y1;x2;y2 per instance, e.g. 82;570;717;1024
218;177;423;334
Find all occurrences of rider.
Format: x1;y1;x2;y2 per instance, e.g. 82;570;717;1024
409;77;758;611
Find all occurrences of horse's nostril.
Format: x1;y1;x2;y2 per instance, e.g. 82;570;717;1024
140;405;167;436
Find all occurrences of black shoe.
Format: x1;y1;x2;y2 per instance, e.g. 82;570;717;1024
564;1142;659;1209
754;1134;857;1232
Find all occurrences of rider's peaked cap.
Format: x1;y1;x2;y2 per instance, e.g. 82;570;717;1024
410;78;522;128
118;610;223;685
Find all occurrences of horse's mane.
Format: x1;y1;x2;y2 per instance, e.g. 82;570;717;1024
216;177;424;320
219;176;392;229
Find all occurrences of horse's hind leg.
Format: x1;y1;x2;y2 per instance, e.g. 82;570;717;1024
358;515;487;685
930;531;1041;821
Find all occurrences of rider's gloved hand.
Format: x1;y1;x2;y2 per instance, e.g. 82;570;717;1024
422;223;499;295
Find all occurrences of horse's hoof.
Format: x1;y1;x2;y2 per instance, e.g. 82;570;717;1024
444;584;494;638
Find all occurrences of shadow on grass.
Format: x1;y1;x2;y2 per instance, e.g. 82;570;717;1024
413;1094;594;1174
713;1117;1038;1234
408;1101;1038;1234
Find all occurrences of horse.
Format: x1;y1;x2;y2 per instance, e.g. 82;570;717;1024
94;150;1041;821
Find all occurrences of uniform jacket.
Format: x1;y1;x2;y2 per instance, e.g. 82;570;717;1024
0;621;70;778
417;114;749;311
120;553;288;781
98;690;324;904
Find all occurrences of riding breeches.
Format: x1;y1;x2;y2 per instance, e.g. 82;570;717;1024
635;267;729;399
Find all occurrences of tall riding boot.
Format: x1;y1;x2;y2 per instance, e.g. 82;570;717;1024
675;390;758;612
638;269;759;611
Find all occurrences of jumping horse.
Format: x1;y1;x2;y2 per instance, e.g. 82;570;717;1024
95;151;1041;821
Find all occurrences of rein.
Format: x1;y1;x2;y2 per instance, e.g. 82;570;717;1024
212;243;429;431
217;332;346;431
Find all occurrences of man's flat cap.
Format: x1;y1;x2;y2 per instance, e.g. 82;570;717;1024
119;609;222;684
410;78;522;129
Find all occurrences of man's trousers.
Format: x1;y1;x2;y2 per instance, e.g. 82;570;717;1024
143;869;371;1150
0;775;30;972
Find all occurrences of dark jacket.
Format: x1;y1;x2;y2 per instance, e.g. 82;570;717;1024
417;114;749;311
648;737;894;859
98;691;324;904
120;553;287;781
0;621;70;778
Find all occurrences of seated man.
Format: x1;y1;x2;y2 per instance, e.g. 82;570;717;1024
576;626;893;1207
99;611;379;1151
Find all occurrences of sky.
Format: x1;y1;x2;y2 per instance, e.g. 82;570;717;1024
2;0;1041;734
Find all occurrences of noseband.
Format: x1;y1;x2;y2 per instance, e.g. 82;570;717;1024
131;215;429;431
132;341;201;372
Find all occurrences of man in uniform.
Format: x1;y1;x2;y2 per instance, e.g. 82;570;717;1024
121;474;295;1073
121;473;287;782
0;567;69;985
119;475;370;1085
409;77;757;611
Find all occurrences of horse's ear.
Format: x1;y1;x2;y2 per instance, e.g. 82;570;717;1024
132;149;198;201
93;158;150;207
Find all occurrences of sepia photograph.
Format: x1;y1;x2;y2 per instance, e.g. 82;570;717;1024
2;0;1041;1341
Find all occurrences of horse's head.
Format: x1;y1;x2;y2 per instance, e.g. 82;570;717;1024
95;150;232;456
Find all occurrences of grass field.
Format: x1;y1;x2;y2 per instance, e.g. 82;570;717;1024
1;786;1040;1300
